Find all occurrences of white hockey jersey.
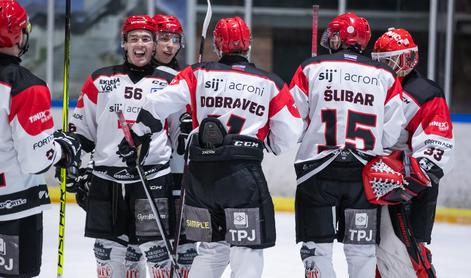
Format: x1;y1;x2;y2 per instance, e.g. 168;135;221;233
0;53;58;221
156;65;189;175
132;56;303;155
289;50;406;174
397;70;454;181
71;63;177;182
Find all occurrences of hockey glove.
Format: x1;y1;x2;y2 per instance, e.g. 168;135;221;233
116;130;151;169
54;130;81;181
73;166;92;211
402;154;432;198
177;112;193;155
362;151;431;205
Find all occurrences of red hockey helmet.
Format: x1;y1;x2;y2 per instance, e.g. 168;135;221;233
213;16;251;56
322;12;371;52
122;15;157;40
153;15;183;35
372;28;419;77
0;0;29;48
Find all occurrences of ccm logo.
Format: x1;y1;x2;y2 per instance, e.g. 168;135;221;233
234;141;259;148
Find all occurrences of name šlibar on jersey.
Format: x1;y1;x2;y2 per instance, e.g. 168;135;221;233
324;86;375;106
200;96;265;116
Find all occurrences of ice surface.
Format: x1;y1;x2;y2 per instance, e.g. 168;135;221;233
40;204;471;277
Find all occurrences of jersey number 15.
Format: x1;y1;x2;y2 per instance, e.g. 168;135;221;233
318;109;377;152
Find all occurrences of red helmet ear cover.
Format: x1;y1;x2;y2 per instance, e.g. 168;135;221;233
122;15;157;36
153;15;183;35
213;16;251;54
0;0;28;47
327;12;371;50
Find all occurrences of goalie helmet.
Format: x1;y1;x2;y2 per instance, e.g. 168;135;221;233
321;12;371;52
371;28;419;77
213;16;251;57
0;0;30;55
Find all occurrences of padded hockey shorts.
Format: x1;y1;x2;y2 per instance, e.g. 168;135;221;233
295;160;380;244
0;213;43;277
85;173;176;242
183;133;275;249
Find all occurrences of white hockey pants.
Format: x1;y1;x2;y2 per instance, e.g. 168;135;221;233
301;241;376;278
188;241;264;278
94;239;146;278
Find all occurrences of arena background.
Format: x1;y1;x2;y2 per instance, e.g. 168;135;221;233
18;0;470;218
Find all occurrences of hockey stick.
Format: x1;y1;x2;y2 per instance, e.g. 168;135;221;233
170;133;193;278
57;0;71;276
116;111;181;278
386;205;436;278
197;0;212;63
398;205;436;277
311;4;319;57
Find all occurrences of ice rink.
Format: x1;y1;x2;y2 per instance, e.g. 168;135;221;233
39;204;471;277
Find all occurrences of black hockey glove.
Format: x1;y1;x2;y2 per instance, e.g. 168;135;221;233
73;167;92;211
116;130;151;169
54;130;81;182
177;112;192;155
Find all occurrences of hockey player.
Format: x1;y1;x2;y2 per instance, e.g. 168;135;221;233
289;13;406;278
118;16;303;278
0;1;81;277
152;14;198;277
69;15;184;277
371;28;454;278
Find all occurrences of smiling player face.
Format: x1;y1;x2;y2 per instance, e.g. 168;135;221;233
124;30;156;67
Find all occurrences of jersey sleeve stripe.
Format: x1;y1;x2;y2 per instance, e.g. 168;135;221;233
77;75;98;108
256;122;270;141
8;85;54;136
180;67;199;128
269;85;301;119
385;78;403;105
289;66;309;97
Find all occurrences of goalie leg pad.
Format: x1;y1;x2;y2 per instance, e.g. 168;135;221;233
378;206;436;278
300;241;336;278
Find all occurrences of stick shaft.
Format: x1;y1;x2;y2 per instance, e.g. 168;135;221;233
116;111;180;277
311;5;319;57
197;0;212;63
57;0;71;277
